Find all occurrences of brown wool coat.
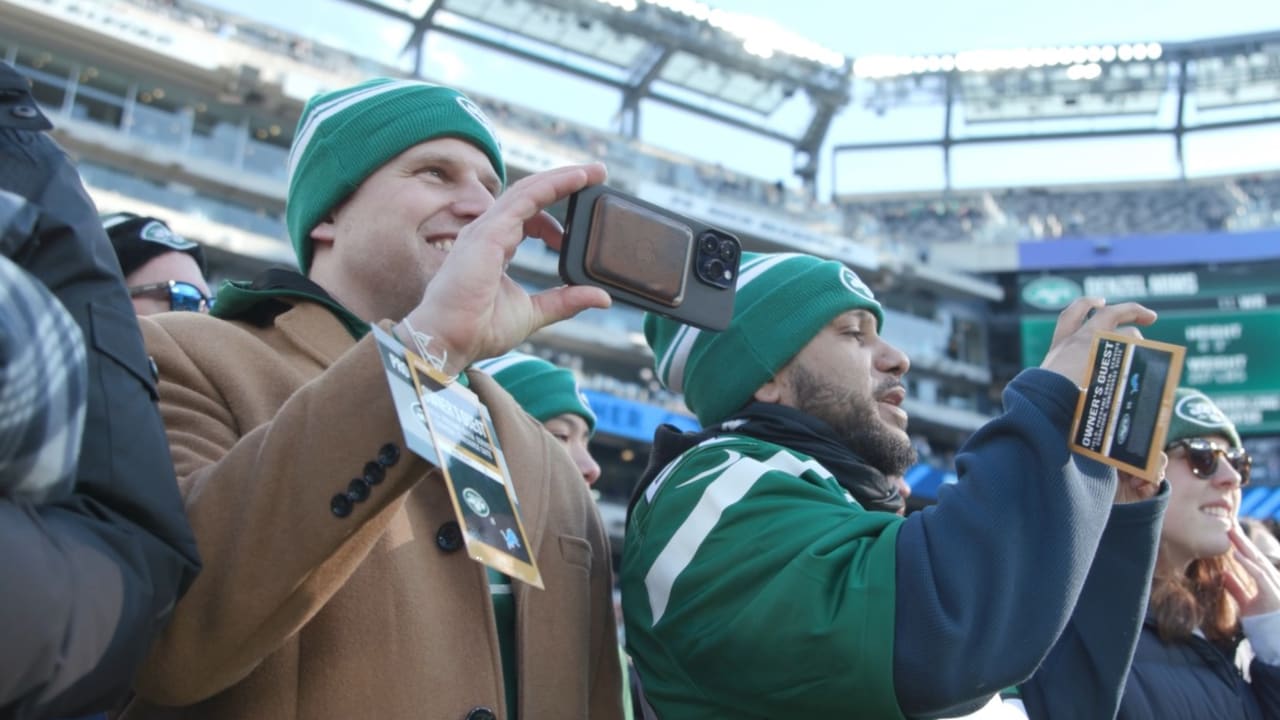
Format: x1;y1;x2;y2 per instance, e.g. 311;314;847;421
122;301;624;720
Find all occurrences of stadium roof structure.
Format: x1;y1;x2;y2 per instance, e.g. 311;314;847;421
337;0;852;189
834;29;1280;193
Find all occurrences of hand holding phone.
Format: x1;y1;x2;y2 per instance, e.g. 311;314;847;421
559;185;741;331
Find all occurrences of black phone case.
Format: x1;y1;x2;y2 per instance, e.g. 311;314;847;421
559;184;740;332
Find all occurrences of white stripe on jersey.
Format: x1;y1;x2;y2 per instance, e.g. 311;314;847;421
643;447;835;625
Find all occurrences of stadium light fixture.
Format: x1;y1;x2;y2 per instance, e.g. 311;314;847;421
849;39;1163;79
1065;62;1103;80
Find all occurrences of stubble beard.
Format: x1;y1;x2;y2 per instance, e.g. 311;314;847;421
790;364;917;477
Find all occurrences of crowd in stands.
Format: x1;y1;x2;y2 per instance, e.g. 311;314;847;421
843;173;1280;248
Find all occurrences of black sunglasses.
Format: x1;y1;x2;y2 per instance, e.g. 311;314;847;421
1168;438;1252;486
128;280;212;313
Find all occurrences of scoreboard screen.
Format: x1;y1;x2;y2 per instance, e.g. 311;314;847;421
1018;261;1280;434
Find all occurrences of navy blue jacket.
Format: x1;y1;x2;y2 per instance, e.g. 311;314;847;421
895;369;1168;718
1118;618;1280;720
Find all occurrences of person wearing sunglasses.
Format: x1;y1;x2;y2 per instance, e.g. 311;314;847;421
1116;387;1280;720
103;213;212;315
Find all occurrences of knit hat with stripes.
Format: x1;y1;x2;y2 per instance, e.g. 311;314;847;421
286;77;505;272
646;252;884;427
474;352;596;434
1166;387;1242;450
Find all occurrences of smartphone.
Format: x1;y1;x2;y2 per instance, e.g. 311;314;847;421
559;185;741;332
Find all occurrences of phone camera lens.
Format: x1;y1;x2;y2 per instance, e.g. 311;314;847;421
694;232;737;289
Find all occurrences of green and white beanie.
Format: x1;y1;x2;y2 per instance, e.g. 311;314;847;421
1166;387;1242;450
646;251;884;427
286;77;506;272
475;352;596;434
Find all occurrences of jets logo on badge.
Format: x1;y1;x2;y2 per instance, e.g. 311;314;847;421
462;487;490;518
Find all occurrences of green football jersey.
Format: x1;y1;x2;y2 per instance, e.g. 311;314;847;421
622;435;906;719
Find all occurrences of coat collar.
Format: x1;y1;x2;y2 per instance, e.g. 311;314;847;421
212;269;370;341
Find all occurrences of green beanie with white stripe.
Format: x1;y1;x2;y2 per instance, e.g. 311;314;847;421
646;252;885;427
474;352;596;434
1166;387;1242;450
286;77;506;272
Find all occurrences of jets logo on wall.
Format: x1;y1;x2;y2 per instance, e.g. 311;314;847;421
1021;276;1083;311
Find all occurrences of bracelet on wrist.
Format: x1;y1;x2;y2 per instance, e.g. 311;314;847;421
397;319;459;383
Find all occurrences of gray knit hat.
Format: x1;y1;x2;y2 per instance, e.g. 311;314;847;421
646;251;884;427
1166;387;1242;450
286;77;505;272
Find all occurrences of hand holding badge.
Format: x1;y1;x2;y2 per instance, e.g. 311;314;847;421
1070;330;1186;483
374;326;543;588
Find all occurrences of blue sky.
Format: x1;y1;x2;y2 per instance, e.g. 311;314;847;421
205;0;1280;196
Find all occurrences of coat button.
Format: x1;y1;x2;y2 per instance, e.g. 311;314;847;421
377;443;400;467
363;461;385;485
464;708;496;720
436;521;463;553
10;105;38;119
347;478;371;502
330;493;353;518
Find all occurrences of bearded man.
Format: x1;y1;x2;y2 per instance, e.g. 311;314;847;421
622;251;1171;720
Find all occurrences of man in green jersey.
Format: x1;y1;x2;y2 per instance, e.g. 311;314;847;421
623;251;1169;719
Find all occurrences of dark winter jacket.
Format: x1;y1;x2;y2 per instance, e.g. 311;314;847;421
1118;616;1280;720
0;61;201;719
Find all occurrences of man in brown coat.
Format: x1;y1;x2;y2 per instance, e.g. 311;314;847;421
123;78;625;719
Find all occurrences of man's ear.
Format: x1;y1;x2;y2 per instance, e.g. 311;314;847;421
753;370;787;405
310;214;337;247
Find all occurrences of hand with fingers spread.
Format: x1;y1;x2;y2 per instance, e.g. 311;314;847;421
1038;297;1158;387
1226;521;1280;618
402;163;612;374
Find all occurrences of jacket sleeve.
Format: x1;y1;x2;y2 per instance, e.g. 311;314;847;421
892;369;1123;716
131;320;431;706
1018;484;1169;719
0;66;202;720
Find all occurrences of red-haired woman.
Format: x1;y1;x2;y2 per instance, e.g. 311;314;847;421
1118;388;1280;720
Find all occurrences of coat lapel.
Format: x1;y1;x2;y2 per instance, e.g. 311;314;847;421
274;303;362;370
